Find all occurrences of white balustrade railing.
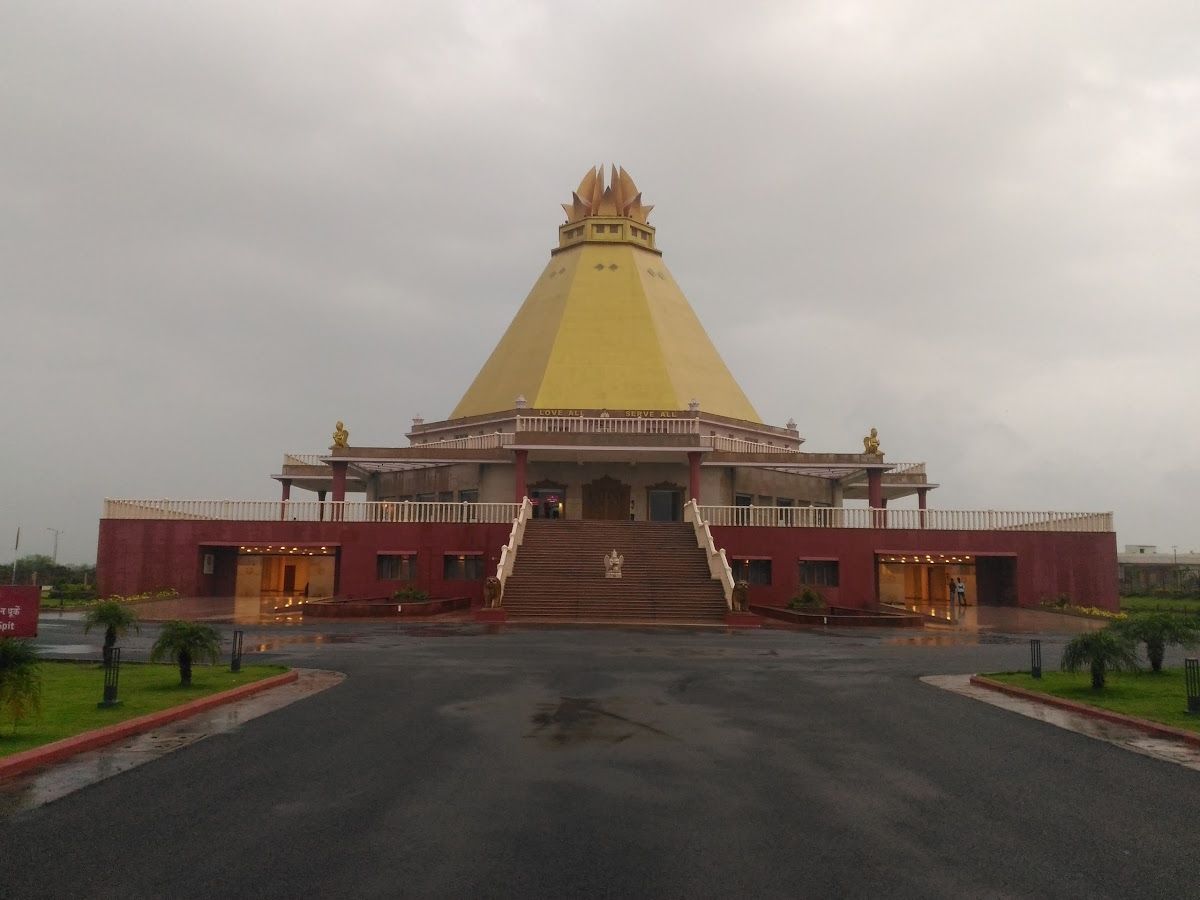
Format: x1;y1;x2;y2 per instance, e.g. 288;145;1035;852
685;499;734;607
703;435;799;454
103;499;522;524
495;497;533;603
283;452;326;466
409;432;515;450
698;505;1114;532
887;462;926;475
516;415;699;435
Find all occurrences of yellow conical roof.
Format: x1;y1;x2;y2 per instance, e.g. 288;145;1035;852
451;167;761;423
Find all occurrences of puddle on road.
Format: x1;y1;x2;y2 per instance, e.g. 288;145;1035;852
527;696;675;746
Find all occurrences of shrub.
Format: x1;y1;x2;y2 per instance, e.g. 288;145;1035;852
392;587;430;603
788;588;826;612
1060;627;1140;690
1113;613;1200;672
0;639;42;731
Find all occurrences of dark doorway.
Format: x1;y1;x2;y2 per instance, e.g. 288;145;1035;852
283;565;297;593
976;556;1018;606
647;483;684;522
530;483;567;519
582;476;631;520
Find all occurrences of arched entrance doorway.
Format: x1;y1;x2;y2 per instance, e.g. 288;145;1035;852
582;476;631;521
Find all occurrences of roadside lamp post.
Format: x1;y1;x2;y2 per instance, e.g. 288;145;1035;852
1185;658;1199;715
1030;639;1042;679
99;647;122;708
230;630;244;673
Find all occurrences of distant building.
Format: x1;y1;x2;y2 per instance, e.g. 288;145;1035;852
97;166;1119;619
1117;545;1200;594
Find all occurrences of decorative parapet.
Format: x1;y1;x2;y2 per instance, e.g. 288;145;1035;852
685;499;734;607
103;499;522;524
698;505;1114;533
494;497;533;604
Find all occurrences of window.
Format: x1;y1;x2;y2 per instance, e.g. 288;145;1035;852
377;553;416;581
438;491;454;502
732;559;772;585
799;560;839;587
444;554;484;580
458;489;479;503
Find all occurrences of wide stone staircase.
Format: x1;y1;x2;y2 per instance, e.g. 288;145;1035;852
501;520;729;622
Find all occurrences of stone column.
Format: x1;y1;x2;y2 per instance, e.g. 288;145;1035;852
317;489;327;522
331;462;348;521
867;468;884;528
513;449;528;503
688;452;702;504
279;478;291;521
918;487;928;529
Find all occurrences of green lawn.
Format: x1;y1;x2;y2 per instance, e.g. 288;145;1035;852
1120;595;1200;615
987;670;1200;735
0;661;288;758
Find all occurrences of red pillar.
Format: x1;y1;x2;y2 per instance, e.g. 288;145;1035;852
331;462;348;521
513;449;528;503
688;452;702;503
279;478;291;521
867;468;884;528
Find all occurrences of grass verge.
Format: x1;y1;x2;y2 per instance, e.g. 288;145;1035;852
987;670;1200;735
0;661;288;757
1120;595;1200;616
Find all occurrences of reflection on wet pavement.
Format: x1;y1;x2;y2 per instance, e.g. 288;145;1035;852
0;669;344;815
883;600;1107;636
922;674;1200;773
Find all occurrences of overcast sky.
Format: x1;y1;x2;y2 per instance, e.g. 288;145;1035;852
3;1;1198;563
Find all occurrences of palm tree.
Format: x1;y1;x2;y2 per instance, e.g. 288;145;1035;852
149;621;221;687
84;600;140;665
1114;614;1200;673
0;638;42;731
1060;628;1140;690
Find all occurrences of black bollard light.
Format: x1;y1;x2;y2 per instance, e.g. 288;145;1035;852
98;647;122;708
1030;639;1042;679
1186;658;1199;714
230;630;244;673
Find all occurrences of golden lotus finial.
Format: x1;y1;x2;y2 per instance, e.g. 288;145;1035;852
332;420;349;449
562;164;654;224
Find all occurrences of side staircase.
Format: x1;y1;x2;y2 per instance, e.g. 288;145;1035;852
501;520;729;622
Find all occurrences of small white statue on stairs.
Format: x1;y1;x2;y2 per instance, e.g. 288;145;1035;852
604;549;624;579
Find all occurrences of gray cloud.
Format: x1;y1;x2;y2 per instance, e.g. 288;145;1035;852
3;1;1198;561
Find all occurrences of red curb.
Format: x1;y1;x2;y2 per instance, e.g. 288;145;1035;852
0;670;298;781
969;675;1200;749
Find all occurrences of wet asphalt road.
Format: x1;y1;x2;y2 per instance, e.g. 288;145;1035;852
3;619;1197;899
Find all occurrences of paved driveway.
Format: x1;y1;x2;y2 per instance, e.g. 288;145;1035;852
3;620;1194;898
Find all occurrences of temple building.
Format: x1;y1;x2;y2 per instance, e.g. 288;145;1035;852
98;166;1118;621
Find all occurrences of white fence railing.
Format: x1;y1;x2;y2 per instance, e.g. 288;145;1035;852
703;436;799;453
495;497;533;604
103;499;522;524
698;505;1114;532
409;432;515;450
516;415;699;435
283;452;326;466
685;500;734;607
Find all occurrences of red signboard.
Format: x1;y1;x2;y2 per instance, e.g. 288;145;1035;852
0;586;40;638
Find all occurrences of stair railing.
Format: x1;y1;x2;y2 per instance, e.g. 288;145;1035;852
494;496;533;605
684;499;734;608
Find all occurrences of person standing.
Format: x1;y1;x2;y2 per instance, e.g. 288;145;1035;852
955;577;966;606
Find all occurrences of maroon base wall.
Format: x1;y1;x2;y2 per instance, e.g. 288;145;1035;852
97;520;1119;613
710;526;1119;612
97;520;512;604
